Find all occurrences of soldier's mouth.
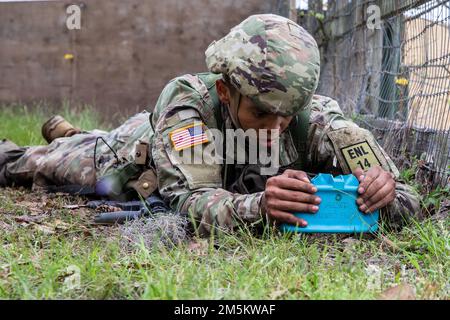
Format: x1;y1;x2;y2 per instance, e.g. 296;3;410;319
258;138;273;147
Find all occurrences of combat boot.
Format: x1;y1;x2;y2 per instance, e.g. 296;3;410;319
41;115;81;144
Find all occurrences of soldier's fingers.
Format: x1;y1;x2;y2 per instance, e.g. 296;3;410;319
365;189;396;213
268;176;317;194
266;187;321;204
268;198;319;213
358;182;395;212
362;171;394;201
268;209;307;227
358;166;381;194
353;167;365;182
360;177;383;201
282;169;310;183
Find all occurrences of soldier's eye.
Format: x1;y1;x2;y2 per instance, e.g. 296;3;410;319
253;111;268;118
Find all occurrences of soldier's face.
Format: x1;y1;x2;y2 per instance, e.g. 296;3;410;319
216;79;293;147
237;96;293;146
237;96;293;147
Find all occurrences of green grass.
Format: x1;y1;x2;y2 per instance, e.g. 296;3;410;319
0;102;110;146
0;104;448;299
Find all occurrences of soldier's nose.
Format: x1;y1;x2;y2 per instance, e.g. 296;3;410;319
261;116;283;132
266;128;281;140
272;117;284;131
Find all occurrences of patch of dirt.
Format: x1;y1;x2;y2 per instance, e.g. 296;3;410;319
0;187;101;236
378;283;416;300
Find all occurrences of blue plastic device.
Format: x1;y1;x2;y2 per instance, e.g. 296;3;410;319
280;174;379;233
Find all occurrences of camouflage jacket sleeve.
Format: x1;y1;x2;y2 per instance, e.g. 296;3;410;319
152;107;264;236
306;95;422;229
151;75;265;236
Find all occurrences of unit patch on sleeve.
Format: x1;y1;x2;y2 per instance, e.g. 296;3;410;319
341;141;381;171
169;122;209;151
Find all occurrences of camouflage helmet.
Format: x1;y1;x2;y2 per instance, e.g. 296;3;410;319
205;14;320;116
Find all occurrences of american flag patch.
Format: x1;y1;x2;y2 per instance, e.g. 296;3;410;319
169;122;209;151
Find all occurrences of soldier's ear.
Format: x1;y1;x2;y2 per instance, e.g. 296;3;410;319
216;79;231;105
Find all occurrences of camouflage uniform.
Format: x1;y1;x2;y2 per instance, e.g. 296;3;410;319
2;111;152;190
150;76;420;236
150;14;421;235
1;14;421;236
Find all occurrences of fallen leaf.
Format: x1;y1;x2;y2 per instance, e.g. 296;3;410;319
63;204;84;209
52;219;71;231
33;224;55;235
58;265;81;291
422;283;439;299
16;201;44;215
379;234;399;253
269;289;288;299
14;215;45;224
187;239;209;256
0;264;11;279
342;237;360;246
0;220;14;232
378;283;416;300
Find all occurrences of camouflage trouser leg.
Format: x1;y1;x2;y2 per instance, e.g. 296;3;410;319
4;131;107;189
2;146;45;187
0;139;28;186
3;111;152;190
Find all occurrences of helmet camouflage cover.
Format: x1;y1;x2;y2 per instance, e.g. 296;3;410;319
205;14;321;116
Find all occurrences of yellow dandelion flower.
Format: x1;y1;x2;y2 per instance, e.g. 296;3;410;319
395;77;409;86
64;53;74;60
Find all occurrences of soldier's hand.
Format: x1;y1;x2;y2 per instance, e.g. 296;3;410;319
262;169;321;227
353;166;396;214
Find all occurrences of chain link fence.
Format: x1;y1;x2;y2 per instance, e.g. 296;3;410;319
299;0;450;187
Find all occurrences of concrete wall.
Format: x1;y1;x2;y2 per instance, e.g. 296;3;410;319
0;0;291;119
